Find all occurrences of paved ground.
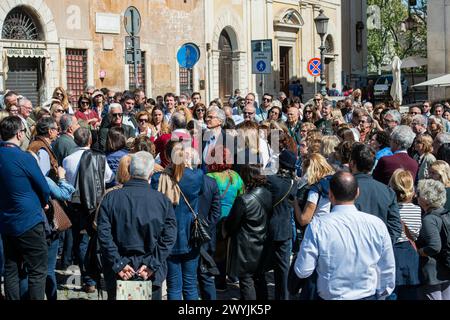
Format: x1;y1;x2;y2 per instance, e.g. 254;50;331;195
53;265;274;300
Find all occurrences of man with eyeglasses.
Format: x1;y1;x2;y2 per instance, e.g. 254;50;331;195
383;110;401;135
98;103;136;151
422;101;432;120
255;93;273;123
17;97;34;151
241;105;257;123
0;116;51;300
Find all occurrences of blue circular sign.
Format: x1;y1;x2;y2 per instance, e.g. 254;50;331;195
177;43;200;69
256;60;267;72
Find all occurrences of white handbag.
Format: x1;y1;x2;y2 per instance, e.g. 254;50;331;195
116;280;152;300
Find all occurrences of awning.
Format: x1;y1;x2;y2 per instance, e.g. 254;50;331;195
5;47;47;58
381;56;427;71
412;74;450;87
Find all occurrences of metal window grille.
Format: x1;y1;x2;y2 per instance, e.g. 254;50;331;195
179;67;193;96
66;49;87;98
129;52;146;91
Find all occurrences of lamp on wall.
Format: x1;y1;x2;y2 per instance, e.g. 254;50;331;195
356;21;364;52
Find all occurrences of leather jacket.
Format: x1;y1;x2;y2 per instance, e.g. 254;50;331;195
71;149;106;213
225;186;272;277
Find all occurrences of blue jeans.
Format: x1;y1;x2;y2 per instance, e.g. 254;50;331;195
46;238;59;300
167;251;200;300
198;269;216;300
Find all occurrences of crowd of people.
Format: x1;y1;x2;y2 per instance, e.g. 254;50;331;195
0;85;450;301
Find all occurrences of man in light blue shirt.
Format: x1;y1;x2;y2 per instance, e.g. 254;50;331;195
294;171;395;300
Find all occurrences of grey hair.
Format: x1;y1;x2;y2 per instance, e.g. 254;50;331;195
130;151;155;180
418;179;447;209
171;112;186;130
412;114;426;126
59;114;74;133
18;97;31;107
436;132;450;145
363;102;373;110
352;101;362;109
109;103;122;113
208;106;226;124
386;110;401;124
85;85;95;91
323;100;333;108
391;125;416;150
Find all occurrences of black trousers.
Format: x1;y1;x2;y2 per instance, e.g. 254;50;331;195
265;239;291;300
3;223;48;300
238;273;268;300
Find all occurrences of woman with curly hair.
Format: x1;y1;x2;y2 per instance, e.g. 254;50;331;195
52;87;72;114
150;106;170;139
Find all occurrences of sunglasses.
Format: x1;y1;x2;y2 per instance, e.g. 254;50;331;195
263;98;272;102
55;109;65;113
139;118;149;123
81;101;90;105
243;112;254;115
112;113;123;118
196;109;205;112
409;112;420;115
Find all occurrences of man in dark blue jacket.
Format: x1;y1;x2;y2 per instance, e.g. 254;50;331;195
0;116;50;300
97;151;177;300
197;175;221;300
350;143;402;243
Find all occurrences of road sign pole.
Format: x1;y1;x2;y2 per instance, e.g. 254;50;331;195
131;9;139;89
314;77;317;94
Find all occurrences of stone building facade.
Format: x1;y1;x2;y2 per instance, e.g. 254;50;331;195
427;0;450;101
0;0;342;106
341;0;368;90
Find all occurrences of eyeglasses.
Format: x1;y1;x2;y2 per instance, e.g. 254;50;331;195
359;120;367;124
196;109;205;112
56;92;63;96
263;98;272;102
314;99;322;102
81;101;90;105
139;118;149;123
55;109;65;114
112;113;123;118
243;112;254;115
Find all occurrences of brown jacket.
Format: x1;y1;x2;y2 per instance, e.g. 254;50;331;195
28;136;58;181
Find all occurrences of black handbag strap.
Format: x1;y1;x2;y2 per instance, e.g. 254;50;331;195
273;179;294;207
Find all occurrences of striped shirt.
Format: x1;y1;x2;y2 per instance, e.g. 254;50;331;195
397;203;422;243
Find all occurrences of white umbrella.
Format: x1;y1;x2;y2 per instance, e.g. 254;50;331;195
412;74;450;87
381;56;427;71
390;56;403;105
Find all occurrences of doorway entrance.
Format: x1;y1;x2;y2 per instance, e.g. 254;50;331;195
279;46;291;95
219;30;233;102
6;57;44;106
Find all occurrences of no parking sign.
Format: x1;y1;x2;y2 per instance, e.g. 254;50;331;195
307;58;321;77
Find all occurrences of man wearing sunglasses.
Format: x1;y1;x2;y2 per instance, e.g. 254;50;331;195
98;103;136;151
255;93;273;123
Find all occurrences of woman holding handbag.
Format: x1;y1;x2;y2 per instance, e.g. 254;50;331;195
388;169;422;300
205;145;244;291
151;140;204;300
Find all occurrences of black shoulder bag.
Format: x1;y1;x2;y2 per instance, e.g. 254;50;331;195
178;187;211;248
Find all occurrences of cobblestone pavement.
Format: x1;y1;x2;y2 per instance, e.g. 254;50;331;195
54;265;274;300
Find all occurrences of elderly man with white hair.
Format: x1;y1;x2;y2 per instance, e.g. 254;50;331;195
416;179;450;300
98;103;136;151
373;125;419;185
383;110;402;135
97;151;177;300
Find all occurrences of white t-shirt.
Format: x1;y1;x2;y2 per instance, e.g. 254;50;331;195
307;189;331;217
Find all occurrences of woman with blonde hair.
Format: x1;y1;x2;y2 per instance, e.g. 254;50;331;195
176;104;193;123
388;169;422;300
150;140;204;300
320;135;340;163
52;86;72;114
150;106;170;139
294;153;335;227
413;134;436;180
427;116;444;139
429;160;450;211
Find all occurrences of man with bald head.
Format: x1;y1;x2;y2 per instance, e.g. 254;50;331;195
294;171;395;300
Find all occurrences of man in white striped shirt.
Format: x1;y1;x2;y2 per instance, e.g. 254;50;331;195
295;171;396;300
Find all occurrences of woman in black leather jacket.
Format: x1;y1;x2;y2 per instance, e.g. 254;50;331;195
224;164;272;300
